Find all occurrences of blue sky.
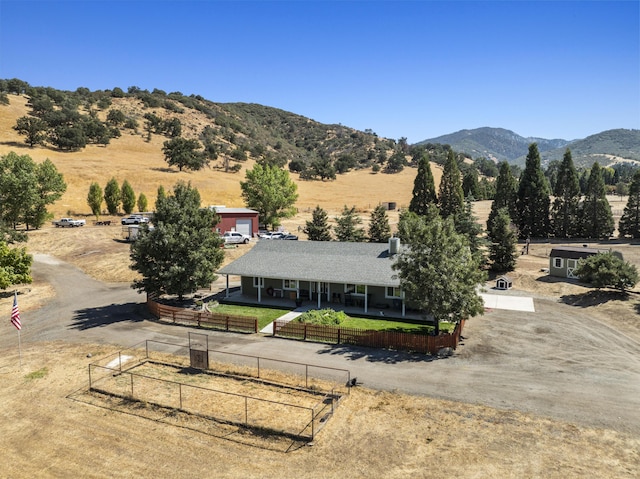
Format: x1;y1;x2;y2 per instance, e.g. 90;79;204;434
1;1;638;143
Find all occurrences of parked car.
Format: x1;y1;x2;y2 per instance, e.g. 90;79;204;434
223;231;251;244
259;231;288;240
52;217;86;227
121;215;149;225
275;234;298;240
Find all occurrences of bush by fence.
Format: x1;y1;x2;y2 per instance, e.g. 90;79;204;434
147;295;258;333
273;320;465;355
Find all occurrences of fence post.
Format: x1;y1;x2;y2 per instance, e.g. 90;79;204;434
245;397;249;425
337;328;341;344
179;383;182;409
130;374;134;399
119;351;122;372
88;365;92;389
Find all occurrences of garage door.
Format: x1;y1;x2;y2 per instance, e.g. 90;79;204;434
235;219;252;236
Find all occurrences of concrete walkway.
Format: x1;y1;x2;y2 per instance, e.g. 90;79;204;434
259;309;303;334
480;293;535;312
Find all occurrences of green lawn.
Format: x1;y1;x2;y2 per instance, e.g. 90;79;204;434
341;316;455;334
210;304;291;330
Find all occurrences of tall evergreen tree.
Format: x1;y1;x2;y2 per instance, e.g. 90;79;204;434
487;161;518;232
517;143;550;238
137;192;148;213
454;197;484;256
409;154;437;216
488;207;518;272
550;149;581;238
368;204;391;243
104;177;121;215
438;150;464;218
618;170;640;238
334;205;366;242
130;181;224;301
578;162;614;239
462;169;480;199
304;205;332;241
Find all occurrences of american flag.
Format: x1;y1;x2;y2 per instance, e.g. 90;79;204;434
11;292;22;330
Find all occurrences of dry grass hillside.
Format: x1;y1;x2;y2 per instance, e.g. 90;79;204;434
0;94;437;219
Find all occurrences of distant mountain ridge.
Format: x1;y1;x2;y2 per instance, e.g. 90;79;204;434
417;127;640;167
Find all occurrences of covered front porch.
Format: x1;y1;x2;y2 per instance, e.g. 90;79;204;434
218;278;425;322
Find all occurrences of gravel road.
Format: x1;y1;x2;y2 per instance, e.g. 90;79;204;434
5;254;639;436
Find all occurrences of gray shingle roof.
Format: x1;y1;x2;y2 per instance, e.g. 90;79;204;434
550;246;609;259
218;240;401;287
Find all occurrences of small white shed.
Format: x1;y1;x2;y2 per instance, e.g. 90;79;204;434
496;276;513;290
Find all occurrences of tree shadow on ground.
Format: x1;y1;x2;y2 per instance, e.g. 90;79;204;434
560;290;629;308
70;302;148;330
151;167;178;173
316;342;446;365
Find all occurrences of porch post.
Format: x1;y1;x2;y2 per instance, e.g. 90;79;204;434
402;291;406;317
317;281;321;309
225;275;229;298
364;285;368;313
257;278;262;303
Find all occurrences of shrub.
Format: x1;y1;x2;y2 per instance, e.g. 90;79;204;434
294;308;348;325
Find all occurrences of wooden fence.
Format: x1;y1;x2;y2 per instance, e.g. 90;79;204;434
273;320;465;355
146;296;258;333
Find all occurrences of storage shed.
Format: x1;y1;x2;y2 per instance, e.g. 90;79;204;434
212;206;259;237
495;276;513;290
549;246;614;278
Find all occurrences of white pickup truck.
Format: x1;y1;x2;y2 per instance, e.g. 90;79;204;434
52;218;86;227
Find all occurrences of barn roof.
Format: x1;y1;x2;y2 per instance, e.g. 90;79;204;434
218;240;402;287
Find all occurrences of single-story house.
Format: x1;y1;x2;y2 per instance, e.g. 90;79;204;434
217;238;407;315
549;246;613;278
212;206;259;237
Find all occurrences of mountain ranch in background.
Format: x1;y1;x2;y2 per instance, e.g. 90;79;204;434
0;80;638;222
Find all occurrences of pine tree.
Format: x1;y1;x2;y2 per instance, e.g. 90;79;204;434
409;154;437;216
550;148;580;238
578;162;614;239
137;193;148;213
87;182;103;219
438;150;464;218
619;170;640;238
454;197;484;255
368;204;391;243
130;181;224;301
487;161;518;233
517;143;550;238
304;205;332;241
488;207;518;272
462;169;480;199
334;205;366;242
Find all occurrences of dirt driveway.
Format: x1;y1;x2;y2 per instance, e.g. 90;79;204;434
4;254;639;437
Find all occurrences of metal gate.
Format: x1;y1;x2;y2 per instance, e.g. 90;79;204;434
189;332;209;369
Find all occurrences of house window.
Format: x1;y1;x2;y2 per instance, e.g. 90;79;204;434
345;284;366;295
283;279;298;290
385;287;402;298
554;258;563;268
253;277;264;288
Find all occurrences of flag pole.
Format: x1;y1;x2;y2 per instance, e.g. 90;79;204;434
17;328;22;369
11;290;23;369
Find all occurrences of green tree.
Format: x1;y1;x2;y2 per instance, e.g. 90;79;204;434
240;164;298;230
137;192;148;213
121;180;136;215
162;137;207;171
393;214;486;335
13;116;48;147
304;205;332;241
104;177;121;215
438;150;464;218
578;162;614;239
550;149;580;238
409;154;437;216
334;206;366;242
462;169;480;199
487;161;518;233
368;204;391;243
454;197;484;255
26;159;66;229
488;207;518;272
575;253;638;292
87;182;103;219
0;152;37;228
130;182;224;301
0;241;32;289
517;143;550;238
618;171;640;238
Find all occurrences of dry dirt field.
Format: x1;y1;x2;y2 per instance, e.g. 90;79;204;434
1;95;640;478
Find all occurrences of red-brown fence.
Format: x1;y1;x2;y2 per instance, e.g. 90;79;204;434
147;296;258;333
273;320;465;355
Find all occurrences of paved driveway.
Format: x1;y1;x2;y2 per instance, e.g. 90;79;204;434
3;255;639;436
